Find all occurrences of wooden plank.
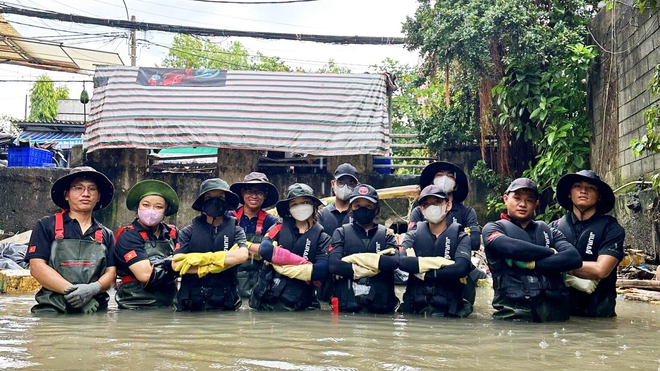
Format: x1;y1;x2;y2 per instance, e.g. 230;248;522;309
390;143;427;149
616;279;660;291
390;133;418;139
373;164;427;169
374;156;436;161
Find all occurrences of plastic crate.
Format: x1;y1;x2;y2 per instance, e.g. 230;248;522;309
7;147;53;167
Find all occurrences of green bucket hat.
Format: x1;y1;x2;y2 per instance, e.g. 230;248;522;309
275;183;323;217
126;180;180;216
192;178;240;211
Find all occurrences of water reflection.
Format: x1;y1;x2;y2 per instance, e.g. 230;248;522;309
0;288;658;370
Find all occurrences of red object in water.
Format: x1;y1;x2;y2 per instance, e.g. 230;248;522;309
331;297;339;314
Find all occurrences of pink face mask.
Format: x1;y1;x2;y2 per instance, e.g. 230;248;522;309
138;208;165;227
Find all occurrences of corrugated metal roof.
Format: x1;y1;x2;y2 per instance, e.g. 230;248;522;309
18;130;82;149
85;66;393;156
0;15;123;73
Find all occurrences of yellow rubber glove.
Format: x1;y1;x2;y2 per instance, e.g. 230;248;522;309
352;264;379;279
565;274;599;294
173;254;194;275
418;256;455;273
201;244;241;277
272;263;313;281
379;248;397;256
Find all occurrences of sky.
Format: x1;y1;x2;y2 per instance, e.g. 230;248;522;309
0;0;423;120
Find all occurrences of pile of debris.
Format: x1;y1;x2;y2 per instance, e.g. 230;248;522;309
617;249;659;304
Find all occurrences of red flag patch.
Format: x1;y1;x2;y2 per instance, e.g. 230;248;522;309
328;244;333;252
124;250;138;262
28;245;36;253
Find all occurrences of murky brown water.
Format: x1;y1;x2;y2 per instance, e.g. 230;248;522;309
1;288;659;370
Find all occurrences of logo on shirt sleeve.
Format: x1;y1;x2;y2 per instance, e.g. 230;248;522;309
28;245;36;253
124;250;138;262
487;231;502;242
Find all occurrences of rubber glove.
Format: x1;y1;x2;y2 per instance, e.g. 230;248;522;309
147;260;177;287
352;264;379;279
565;274;599;294
505;258;514;267
272;263;313;281
198;244;241;277
81;298;99;314
342;248;398;271
181;252;214;267
417;256;454;273
272;245;310;266
64;282;101;308
173;254;193;275
513;260;535;270
405;248;416;257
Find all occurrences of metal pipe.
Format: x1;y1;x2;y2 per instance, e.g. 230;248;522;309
613;180;653;194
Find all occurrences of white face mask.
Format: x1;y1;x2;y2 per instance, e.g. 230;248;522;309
433;175;456;194
334;184;353;201
423;204;447;224
290;204;314;221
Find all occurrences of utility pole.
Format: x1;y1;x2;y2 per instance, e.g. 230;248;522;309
130;15;136;66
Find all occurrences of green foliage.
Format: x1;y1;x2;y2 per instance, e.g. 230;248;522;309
495;43;597;221
471;159;510;215
630;63;660;191
633;0;658;12
28;75;69;121
0;114;20;134
315;59;352;74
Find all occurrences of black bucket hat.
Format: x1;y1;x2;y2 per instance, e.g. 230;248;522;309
275;183;323;217
51;166;114;211
418;184;450;205
126;180;180;216
349;184;379;205
192;178;240;212
419;161;469;203
229;172;279;209
556;170;615;214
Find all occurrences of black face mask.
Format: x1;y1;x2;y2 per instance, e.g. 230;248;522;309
202;198;226;218
353;207;377;225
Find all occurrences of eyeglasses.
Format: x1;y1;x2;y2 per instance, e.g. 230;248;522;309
336;179;357;188
245;189;266;198
69;185;99;194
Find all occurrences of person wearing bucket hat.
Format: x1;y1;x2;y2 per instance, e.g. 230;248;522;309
316;163;360;302
249;183;331;311
25;166;117;314
549;170;625;317
481;178;582;322
397;185;473;317
408;161;483;308
408;161;480;251
113;179;181;309
229;172;280;298
327;184;400;314
171;178;249;312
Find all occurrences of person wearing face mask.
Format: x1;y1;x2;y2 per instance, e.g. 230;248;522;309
25;166;116;314
549;170;625;318
398;185;473;317
328;184;400;313
249;183;331;311
408;161;483;304
229;172;280;298
114;180;180;309
171;178;249;312
482;178;582;322
317;163;359;301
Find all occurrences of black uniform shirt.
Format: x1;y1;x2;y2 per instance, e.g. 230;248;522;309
25;213;115;266
114;219;176;269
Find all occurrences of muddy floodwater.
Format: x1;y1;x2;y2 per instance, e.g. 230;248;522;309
0;288;659;370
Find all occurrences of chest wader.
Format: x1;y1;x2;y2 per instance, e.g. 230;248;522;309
333;224;398;314
556;214;618;318
175;216;240;312
115;226;178;309
32;211;109;314
234;208;268;298
249;220;321;311
402;223;470;317
491;220;569;322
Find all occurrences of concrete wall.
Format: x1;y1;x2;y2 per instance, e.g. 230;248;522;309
589;8;660;259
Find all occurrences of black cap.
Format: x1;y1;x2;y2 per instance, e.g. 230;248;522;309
349;184;379;205
334;163;359;182
505;178;538;196
418;184;449;205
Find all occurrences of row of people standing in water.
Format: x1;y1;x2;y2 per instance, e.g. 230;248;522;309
24;161;625;322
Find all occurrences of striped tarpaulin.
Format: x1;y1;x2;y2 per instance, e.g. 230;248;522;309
84;66;392;156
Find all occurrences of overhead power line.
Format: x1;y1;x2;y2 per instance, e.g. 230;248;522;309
190;0;319;3
0;3;406;45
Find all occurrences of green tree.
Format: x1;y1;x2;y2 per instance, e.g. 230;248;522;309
403;0;598;220
28;75;69;121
